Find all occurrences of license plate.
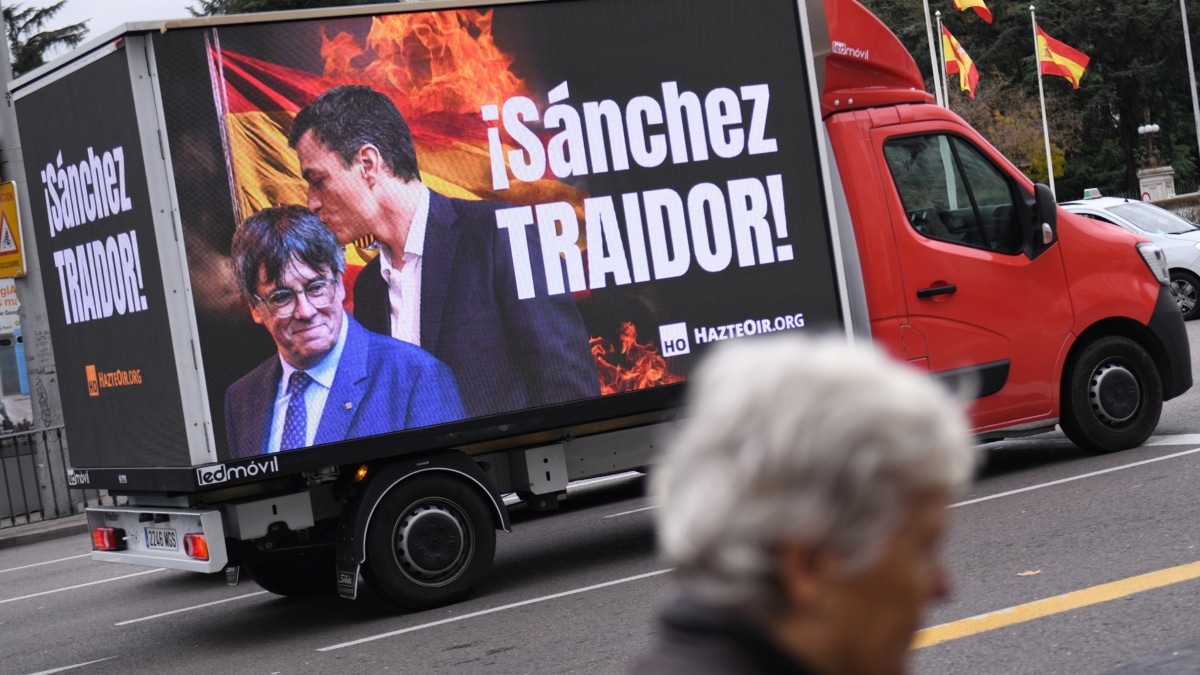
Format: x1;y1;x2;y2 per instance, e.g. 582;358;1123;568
145;527;178;550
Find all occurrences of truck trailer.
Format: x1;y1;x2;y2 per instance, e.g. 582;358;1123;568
9;0;1191;609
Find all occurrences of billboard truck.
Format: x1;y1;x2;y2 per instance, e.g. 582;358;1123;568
11;0;1190;609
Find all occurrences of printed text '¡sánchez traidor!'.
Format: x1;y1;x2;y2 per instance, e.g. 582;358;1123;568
483;81;793;300
40;146;150;325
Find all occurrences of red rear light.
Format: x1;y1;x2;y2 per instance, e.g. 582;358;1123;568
92;527;124;551
183;533;209;560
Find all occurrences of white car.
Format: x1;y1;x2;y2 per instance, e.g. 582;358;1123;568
1061;196;1200;320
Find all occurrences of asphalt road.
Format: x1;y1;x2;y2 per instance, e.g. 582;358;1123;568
6;326;1200;674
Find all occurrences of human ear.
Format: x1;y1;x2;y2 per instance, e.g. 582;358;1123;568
248;300;267;326
358;145;383;186
777;543;833;612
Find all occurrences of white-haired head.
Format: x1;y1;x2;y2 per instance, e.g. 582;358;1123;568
654;334;975;616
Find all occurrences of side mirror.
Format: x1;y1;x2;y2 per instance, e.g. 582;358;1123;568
1022;183;1057;258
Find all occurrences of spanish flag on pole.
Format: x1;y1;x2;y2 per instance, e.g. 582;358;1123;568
1036;27;1090;89
952;0;993;24
941;26;979;99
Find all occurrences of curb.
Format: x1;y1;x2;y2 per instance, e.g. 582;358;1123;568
0;519;90;551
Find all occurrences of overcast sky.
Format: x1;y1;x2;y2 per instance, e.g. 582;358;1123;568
41;0;197;56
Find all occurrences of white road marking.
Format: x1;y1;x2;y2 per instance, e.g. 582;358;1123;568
603;446;1200;516
1147;434;1200;446
24;657;115;675
114;591;269;626
0;554;90;574
318;568;672;651
952;446;1200;508
0;568;163;605
603;505;659;519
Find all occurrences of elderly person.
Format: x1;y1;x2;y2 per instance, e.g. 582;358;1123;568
631;335;976;675
223;205;465;459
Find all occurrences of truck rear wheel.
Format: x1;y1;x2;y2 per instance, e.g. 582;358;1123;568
363;474;496;610
1060;336;1162;453
246;548;336;598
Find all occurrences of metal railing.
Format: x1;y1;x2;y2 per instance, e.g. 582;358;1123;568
0;426;119;529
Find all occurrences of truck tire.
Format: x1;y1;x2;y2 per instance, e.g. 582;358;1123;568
1060;335;1163;453
246;549;336;598
363;474;496;610
1170;270;1200;321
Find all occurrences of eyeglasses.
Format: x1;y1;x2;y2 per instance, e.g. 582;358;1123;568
254;278;337;317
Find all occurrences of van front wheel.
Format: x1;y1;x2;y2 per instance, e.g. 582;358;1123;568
1061;336;1162;453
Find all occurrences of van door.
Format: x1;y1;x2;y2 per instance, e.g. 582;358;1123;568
874;128;1073;428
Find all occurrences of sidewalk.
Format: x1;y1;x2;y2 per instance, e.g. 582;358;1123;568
0;513;89;550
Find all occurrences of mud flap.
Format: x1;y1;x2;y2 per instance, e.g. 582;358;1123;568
337;563;360;600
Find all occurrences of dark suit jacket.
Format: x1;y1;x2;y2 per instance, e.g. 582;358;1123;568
354;191;599;418
223;315;465;459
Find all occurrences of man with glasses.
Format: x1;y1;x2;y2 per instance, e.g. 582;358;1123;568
223;205;465;459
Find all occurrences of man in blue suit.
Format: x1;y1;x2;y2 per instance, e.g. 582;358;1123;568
224;205;465;460
288;86;600;419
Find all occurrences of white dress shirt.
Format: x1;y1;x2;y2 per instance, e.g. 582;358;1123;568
378;185;430;346
266;315;348;453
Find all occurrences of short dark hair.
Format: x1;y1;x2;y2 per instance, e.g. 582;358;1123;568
231;205;346;302
288;85;420;182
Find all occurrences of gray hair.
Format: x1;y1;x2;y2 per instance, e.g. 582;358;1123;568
654;334;975;615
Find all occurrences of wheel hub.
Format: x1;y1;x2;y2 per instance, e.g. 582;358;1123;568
1089;362;1140;425
395;504;465;578
1172;277;1197;316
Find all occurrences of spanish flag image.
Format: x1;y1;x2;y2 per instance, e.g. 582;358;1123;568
952;0;993;24
1036;26;1090;89
941;26;979;99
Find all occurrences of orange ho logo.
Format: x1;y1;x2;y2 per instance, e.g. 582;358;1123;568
86;364;143;395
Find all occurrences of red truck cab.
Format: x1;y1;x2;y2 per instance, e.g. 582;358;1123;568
820;0;1191;452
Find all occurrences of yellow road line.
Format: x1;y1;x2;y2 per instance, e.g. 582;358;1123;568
913;559;1200;649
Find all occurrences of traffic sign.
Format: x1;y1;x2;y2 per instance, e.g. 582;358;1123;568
0;182;24;278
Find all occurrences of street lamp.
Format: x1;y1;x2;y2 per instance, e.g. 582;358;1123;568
1138;121;1162;167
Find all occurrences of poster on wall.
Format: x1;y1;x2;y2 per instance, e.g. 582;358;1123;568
155;0;842;462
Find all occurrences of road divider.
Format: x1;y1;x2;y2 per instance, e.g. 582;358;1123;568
318;568;672;651
952;446;1200;508
114;591;269;626
0;568;162;605
913;559;1200;649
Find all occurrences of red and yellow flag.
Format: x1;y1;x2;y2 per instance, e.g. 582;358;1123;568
941;26;979;99
1036;26;1090;89
952;0;993;24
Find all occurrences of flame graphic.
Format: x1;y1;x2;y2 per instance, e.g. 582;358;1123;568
591;322;685;395
324;11;527;122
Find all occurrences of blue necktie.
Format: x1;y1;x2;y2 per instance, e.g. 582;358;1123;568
280;371;312;451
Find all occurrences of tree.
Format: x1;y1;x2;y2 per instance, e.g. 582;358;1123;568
860;0;1200;199
3;1;87;77
189;0;396;15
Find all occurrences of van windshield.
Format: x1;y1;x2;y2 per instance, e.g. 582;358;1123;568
1109;202;1199;235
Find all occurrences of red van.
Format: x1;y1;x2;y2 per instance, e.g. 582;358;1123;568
822;0;1191;453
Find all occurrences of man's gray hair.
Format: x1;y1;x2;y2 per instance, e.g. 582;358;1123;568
654;334;975;614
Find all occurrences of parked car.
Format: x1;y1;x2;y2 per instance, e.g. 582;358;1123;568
1062;196;1200;320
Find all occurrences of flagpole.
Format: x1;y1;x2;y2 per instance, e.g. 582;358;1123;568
1032;5;1056;197
924;0;946;106
937;11;951;110
1181;0;1200;179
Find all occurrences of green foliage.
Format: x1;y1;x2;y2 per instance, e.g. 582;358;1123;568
860;0;1200;200
188;0;391;15
4;1;87;77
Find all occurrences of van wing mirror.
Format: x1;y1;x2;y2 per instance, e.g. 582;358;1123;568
1020;183;1057;258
